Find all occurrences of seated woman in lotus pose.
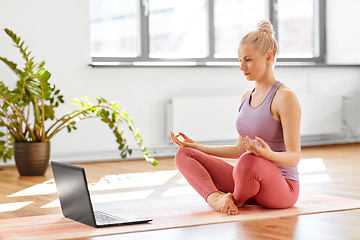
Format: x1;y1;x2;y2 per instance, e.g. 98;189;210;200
170;20;301;215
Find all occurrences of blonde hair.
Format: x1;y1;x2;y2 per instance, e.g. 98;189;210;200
240;20;278;58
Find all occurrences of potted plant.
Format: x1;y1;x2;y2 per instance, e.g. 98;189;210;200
0;28;157;176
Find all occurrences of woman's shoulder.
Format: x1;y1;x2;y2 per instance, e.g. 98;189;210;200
274;84;300;109
241;89;252;103
276;84;298;100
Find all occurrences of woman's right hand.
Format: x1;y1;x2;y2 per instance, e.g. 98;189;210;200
170;132;198;149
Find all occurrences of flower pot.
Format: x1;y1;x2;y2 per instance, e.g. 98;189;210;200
13;142;50;176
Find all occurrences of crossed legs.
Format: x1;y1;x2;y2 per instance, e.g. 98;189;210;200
174;147;299;214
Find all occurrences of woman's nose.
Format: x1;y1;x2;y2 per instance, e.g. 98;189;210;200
240;62;246;71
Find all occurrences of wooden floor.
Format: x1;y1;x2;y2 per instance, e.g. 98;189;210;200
1;143;360;239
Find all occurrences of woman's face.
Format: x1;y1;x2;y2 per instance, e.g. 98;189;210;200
237;44;269;82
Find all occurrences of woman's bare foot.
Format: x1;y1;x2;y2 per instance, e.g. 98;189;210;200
207;192;239;215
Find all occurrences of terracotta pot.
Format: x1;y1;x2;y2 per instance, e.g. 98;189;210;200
13;142;50;176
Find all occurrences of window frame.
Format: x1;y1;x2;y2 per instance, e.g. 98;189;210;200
90;0;326;67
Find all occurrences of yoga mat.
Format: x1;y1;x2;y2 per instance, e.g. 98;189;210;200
1;192;360;240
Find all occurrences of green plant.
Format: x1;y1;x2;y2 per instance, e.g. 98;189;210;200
0;28;157;167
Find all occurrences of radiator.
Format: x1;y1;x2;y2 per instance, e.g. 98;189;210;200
166;95;343;143
297;94;343;136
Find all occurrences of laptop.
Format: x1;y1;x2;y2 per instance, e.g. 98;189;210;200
51;161;153;228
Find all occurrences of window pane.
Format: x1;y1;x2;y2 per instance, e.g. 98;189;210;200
277;0;315;58
214;0;268;58
90;0;138;57
149;0;207;58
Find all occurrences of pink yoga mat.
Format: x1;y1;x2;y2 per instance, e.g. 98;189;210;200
1;192;360;240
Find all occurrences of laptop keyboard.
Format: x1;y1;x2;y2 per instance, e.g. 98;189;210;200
94;211;125;224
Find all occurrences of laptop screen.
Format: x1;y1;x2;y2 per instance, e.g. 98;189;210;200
51;161;96;227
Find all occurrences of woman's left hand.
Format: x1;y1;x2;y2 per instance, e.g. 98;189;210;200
243;136;273;158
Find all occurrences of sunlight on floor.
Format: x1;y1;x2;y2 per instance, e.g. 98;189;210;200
7;170;182;211
8;170;179;198
90;190;154;203
8;179;57;197
0;201;33;212
299;174;331;184
299;158;331;184
298;158;326;173
161;186;197;197
177;177;188;184
41;190;154;208
88;170;179;191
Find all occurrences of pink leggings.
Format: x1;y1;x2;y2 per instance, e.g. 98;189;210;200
174;147;299;209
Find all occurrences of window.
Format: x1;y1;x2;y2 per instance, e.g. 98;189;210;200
276;0;325;62
214;0;268;59
91;0;138;58
90;0;325;66
149;0;208;58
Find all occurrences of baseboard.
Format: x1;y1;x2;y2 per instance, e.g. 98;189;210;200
301;133;360;146
0;144;179;167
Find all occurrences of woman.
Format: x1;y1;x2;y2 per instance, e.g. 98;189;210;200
170;20;301;215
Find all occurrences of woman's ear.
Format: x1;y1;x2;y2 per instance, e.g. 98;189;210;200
266;51;274;64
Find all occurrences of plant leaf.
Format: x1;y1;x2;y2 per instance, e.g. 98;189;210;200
44;104;55;120
70;98;82;105
36;67;52;99
96;96;107;104
81;96;92;102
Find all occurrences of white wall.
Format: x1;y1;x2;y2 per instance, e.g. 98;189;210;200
0;0;359;165
326;0;360;64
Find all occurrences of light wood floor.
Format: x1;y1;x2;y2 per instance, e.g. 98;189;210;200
1;143;360;239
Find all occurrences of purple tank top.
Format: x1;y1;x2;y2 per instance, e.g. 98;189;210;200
236;81;299;181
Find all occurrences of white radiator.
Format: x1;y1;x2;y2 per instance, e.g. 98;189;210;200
297;94;343;136
166;95;343;143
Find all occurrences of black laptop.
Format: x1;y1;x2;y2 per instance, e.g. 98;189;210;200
51;161;153;228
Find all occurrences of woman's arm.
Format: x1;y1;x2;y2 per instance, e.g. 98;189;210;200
196;135;246;159
171;132;246;159
273;87;301;166
243;87;301;167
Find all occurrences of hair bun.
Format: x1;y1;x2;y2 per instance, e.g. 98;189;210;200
257;20;274;36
